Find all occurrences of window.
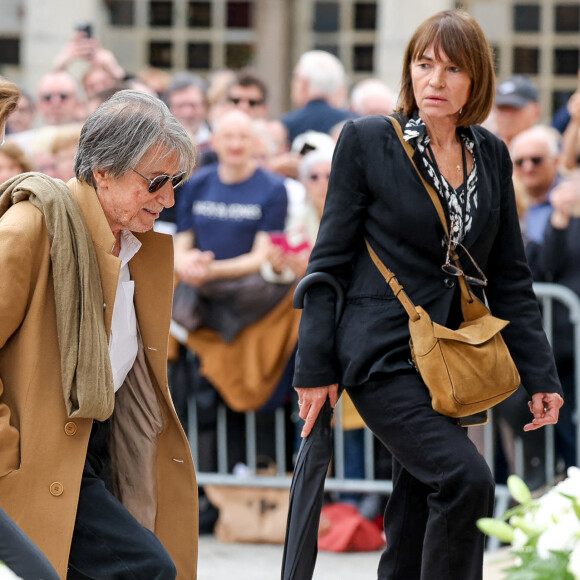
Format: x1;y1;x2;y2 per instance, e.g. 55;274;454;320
314;2;339;32
513;47;540;75
188;1;212;27
490;44;501;74
226;1;253;28
314;43;339;57
149;1;173;27
513;4;540;32
149;41;172;67
107;0;135;26
354;2;377;30
554;48;579;75
225;43;254;68
187;43;211;69
0;38;19;65
555;4;580;33
353;45;374;72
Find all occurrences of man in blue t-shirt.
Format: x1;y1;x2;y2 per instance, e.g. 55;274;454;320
174;109;294;479
175;108;287;318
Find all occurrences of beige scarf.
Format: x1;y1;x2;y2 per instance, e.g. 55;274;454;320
0;172;114;420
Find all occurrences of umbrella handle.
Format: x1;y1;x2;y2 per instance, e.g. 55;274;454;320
293;272;344;326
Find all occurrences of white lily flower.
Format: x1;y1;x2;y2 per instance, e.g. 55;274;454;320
536;511;580;558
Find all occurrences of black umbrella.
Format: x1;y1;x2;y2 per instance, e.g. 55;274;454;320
281;272;344;580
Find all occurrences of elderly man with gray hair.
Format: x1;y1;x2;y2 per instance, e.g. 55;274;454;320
0;90;198;579
280;50;356;143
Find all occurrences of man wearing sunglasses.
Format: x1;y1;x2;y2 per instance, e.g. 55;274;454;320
510;125;563;244
225;69;269;120
0;91;199;579
36;70;85;126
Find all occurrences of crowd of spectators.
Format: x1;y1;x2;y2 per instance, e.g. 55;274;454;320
3;26;580;536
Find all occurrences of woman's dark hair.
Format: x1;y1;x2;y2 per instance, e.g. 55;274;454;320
397;10;496;127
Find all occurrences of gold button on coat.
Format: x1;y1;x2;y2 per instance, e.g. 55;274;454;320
64;422;77;436
49;482;64;496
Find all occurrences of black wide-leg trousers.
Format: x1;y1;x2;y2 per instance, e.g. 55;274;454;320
346;372;495;580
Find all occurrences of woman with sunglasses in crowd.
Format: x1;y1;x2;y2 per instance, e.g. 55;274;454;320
293;10;563;580
0;90;199;579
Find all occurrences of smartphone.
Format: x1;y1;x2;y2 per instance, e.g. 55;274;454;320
269;232;290;253
269;232;310;254
76;22;93;37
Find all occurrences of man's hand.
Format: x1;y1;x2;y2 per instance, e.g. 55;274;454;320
175;249;215;287
523;392;564;431
53;31;99;71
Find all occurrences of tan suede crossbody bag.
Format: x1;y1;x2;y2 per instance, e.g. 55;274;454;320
365;117;520;418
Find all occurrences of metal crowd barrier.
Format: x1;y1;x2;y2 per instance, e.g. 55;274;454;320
186;282;580;551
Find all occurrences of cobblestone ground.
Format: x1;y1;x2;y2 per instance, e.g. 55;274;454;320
197;535;513;579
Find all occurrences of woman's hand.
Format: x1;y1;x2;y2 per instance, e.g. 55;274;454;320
523;392;564;431
295;384;340;438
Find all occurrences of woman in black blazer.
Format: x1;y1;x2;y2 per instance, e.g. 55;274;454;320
294;10;563;580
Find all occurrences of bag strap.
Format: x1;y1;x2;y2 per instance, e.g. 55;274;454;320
365;239;420;322
386;115;474;303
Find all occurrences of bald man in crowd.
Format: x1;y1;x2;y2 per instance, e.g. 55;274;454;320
174;109;287;285
350;78;396;117
36;70;85;126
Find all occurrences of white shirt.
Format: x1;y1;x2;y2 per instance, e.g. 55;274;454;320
109;230;141;392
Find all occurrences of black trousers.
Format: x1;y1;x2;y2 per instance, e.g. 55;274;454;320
0;507;59;580
346;372;495;580
67;420;177;580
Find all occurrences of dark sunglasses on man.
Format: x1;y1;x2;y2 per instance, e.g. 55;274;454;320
227;96;265;107
514;156;544;167
132;169;187;193
41;93;71;102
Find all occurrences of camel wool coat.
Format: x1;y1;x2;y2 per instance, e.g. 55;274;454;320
0;178;198;579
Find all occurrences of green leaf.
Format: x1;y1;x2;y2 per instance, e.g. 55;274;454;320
508;474;533;505
505;551;573;580
477;517;515;543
